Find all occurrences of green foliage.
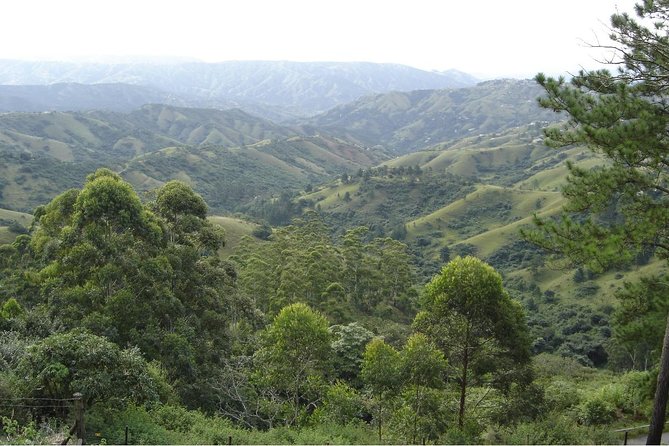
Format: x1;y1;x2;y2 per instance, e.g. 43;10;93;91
89;403;378;445
527;302;610;366
544;380;580;411
0;416;41;444
360;338;402;397
254;303;332;426
1;298;24;320
313;381;364;425
154;180;208;222
18;330;158;406
360;337;401;442
609;275;669;371
2;171;244;411
417;256;532;426
494;414;617;444
330;322;375;384
577;396;615;425
395;333;448;443
233;216;417;322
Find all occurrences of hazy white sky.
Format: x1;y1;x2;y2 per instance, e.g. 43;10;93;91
3;0;639;78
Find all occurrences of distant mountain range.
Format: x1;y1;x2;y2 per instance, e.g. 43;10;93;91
0;60;478;118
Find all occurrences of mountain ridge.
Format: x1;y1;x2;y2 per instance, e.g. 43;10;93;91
305;78;560;153
0;60;478;118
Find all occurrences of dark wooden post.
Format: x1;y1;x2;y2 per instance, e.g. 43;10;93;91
73;393;85;445
624;431;629;445
125;425;129;445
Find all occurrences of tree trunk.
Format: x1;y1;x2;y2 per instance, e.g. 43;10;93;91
647;312;669;444
459;327;470;428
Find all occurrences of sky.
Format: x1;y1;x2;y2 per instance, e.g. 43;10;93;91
2;0;640;79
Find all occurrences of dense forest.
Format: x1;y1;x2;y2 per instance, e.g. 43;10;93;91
0;169;649;444
2;1;669;445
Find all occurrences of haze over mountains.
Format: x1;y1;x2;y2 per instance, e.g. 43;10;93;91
0;60;477;118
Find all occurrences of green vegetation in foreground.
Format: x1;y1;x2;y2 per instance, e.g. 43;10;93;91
0;168;662;444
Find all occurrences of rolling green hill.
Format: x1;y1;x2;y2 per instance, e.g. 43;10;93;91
287;123;663;365
305;144;650;314
121;134;385;213
0;105;385;212
0;207;32;244
307;79;561;153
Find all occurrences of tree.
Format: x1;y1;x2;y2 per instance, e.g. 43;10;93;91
610;275;669;371
330;322;375;384
525;2;669;442
19;330;158;408
397;333;447;444
415;256;531;428
360;337;401;442
24;170;241;410
254;303;332;426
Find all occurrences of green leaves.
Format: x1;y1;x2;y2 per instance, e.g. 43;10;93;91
425;256;504;323
19;330;158;405
419;256;532;426
155;180;208;223
234;218;417;322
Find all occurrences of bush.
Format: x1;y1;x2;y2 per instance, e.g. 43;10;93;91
578;396;615;425
619;371;652;417
18;330;159;407
86;405;182;445
496;414;617;444
544;380;580;411
88;404;378;445
312;382;364;425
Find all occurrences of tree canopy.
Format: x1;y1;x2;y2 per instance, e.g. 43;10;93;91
526;1;669;442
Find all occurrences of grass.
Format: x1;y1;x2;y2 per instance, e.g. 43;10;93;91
0;207;33;244
208;216;259;257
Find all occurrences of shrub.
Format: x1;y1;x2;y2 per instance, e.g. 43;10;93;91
496;415;617;444
544;380;580;411
578;396;615;425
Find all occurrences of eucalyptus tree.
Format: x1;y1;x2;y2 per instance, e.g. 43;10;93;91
415;256;531;427
360;337;401;442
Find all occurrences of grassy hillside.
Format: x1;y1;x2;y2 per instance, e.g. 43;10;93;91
121;134;385;214
287;124;667;366
0;208;32;244
0;106;386;212
208;216;259;257
307;79;561;153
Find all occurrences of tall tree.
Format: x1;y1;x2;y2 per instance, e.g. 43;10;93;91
525;2;669;442
360;337;401;443
254;303;332;426
397;333;447;444
415;256;531;428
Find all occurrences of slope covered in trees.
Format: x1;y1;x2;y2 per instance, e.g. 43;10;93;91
0;171;565;444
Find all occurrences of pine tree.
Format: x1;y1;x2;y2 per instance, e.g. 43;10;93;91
525;2;669;442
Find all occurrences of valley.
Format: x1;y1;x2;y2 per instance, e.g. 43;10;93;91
0;58;665;444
